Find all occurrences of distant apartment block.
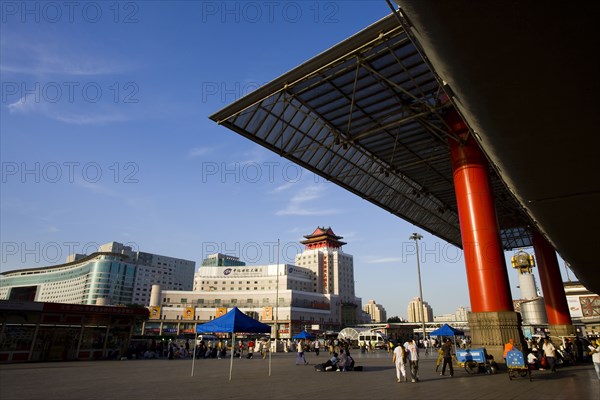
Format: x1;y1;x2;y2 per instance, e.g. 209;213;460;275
434;306;470;322
363;299;387;323
407;297;434;323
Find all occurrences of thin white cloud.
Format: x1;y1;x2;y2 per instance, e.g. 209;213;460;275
7;95;40;114
275;185;340;216
188;147;215;158
365;257;403;264
53;113;128;125
0;37;131;77
76;181;118;197
39;225;60;233
270;182;295;193
0;62;124;76
6;95;128;125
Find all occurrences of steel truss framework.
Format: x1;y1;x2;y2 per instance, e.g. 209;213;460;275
210;14;533;251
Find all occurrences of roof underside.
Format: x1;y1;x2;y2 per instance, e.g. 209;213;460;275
210;14;533;250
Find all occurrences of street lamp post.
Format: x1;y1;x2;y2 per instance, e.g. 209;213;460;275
409;233;427;345
275;239;280;347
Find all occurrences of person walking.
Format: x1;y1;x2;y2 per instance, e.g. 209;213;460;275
238;340;244;358
435;346;444;372
247;339;255;359
440;338;454;377
393;343;407;383
261;338;268;359
542;338;557;372
405;339;419;382
314;338;320;356
296;339;308;365
589;338;600;380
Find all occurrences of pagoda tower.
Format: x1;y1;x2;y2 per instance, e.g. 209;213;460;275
296;227;358;326
300;227;347;250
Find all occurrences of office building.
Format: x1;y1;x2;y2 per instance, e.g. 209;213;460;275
0;242;195;306
150;227;364;336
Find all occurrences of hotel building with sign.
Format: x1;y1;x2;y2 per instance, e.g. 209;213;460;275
146;227;367;337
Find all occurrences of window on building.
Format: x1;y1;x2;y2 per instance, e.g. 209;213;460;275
181;298;187;304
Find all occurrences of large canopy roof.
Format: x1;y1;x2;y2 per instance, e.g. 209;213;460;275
210;14;532;251
210;3;599;294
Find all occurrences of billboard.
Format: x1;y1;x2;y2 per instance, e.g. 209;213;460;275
183;307;195;320
216;307;227;318
149;306;161;319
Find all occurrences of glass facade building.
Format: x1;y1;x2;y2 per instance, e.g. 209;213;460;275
0;254;137;305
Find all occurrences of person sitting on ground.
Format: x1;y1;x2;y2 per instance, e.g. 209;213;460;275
327;352;339;369
337;349;350;371
527;350;538;370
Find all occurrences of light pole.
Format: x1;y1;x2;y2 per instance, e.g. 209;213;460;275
275;239;280;346
409;233;427;345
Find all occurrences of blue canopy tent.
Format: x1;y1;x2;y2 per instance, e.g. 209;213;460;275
430;324;464;337
430;324;465;350
293;331;315;340
191;307;272;380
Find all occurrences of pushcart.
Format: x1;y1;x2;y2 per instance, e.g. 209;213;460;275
506;349;531;381
455;348;497;375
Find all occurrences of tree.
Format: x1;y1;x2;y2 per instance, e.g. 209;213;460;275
387;316;402;323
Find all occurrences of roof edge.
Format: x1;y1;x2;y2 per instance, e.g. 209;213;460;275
209;13;400;123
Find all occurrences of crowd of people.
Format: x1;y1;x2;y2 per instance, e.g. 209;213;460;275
521;335;600;374
125;332;600;382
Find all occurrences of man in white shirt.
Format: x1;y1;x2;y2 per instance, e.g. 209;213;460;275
392;343;407;383
542;338;557;372
404;339;419;382
590;339;600;380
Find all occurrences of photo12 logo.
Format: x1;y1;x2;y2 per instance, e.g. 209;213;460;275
200;1;340;24
1;1;140;24
1;241;139;265
202;241;303;264
200;161;326;185
1;161;140;184
2;81;140;105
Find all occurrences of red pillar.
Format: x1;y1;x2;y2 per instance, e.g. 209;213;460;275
531;231;572;326
447;110;513;313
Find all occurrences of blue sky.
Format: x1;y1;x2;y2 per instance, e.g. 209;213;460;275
0;1;573;318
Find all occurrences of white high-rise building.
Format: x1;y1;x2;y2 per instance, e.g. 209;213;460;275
295;227;361;326
407;297;433;323
363;300;387;323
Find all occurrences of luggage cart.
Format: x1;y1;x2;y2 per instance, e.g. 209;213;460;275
506;349;531;381
455;348;497;375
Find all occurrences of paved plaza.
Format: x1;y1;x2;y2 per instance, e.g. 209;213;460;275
1;350;598;400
